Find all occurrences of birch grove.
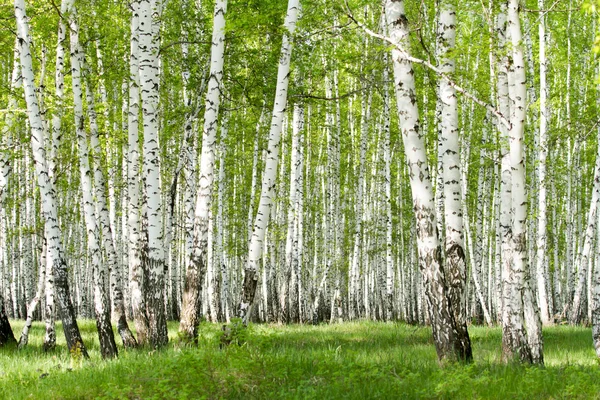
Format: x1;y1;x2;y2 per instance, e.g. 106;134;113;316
1;0;600;367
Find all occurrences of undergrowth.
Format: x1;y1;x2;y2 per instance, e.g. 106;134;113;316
0;320;598;399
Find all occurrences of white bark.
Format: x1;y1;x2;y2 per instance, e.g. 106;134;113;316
383;51;393;321
85;82;138;348
139;0;168;347
506;0;543;364
239;0;300;323
69;8;118;358
180;0;227;339
15;0;88;357
535;0;551;325
128;0;148;345
386;0;471;362
436;0;469;337
572;112;600;324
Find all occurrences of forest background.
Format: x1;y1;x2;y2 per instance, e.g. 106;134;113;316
1;0;600;394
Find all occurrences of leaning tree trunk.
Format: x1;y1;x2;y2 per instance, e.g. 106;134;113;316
587;87;600;358
385;0;471;363
69;7;118;358
238;0;300;323
14;0;88;358
179;0;228;342
85;83;138;348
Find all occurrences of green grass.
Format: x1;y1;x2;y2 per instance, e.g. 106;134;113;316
1;320;599;399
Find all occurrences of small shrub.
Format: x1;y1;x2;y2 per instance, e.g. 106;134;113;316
220;318;248;349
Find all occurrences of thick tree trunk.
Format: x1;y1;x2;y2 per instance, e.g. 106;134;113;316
0;294;15;346
502;0;543;364
386;0;471;363
436;0;471;353
138;0;168;348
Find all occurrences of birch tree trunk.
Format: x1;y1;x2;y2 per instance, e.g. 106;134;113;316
0;38;19;348
506;0;543;364
386;0;471;362
139;0;169;347
128;0;148;346
535;0;551;325
15;0;88;358
43;0;72;352
85;47;137;345
180;0;227;341
383;52;394;321
497;3;526;362
85;83;138;348
436;0;471;354
18;239;46;348
570;155;600;324
284;103;303;323
69;8;118;358
238;0;300;323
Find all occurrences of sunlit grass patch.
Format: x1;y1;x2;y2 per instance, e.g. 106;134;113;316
1;320;600;399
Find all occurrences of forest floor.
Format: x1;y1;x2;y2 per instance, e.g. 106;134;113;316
0;320;599;399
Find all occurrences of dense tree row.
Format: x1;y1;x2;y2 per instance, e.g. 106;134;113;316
1;0;600;364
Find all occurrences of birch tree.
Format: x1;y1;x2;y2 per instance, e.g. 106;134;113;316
238;0;300;323
69;4;118;358
14;0;88;358
139;0;168;347
502;0;543;364
179;0;228;342
436;0;471;355
128;0;149;345
535;0;551;325
385;0;471;362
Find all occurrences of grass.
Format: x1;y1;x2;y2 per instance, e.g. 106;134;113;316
1;320;599;399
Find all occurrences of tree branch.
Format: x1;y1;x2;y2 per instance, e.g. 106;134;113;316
345;2;511;131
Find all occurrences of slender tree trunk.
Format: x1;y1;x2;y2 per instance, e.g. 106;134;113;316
238;0;300;323
285;103;303;323
69;8;118;358
18;240;46;348
128;0;149;346
436;0;471;356
15;0;88;358
383;51;394;321
0;36;19;348
180;0;227;341
535;0;551;326
85;83;138;348
217;113;230;323
505;0;543;364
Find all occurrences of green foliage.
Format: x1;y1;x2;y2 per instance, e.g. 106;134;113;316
219;317;248;348
1;320;600;399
